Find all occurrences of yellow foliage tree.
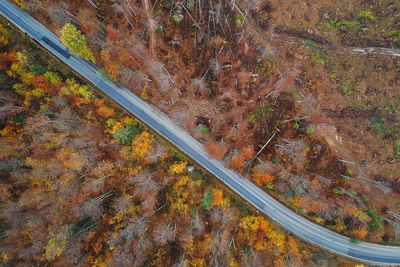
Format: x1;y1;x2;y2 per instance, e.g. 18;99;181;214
169;161;187;174
190;258;206;267
0;23;9;47
240;216;260;231
1;252;9;263
170;176;190;215
8;52;28;78
332;219;347;233
21;72;35;85
131;131;153;161
13;0;25;8
44;234;67;261
352;228;368;240
61;23;95;63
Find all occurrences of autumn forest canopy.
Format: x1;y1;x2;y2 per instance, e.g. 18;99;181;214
1;0;400;265
0;17;357;266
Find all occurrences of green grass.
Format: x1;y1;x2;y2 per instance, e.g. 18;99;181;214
246;105;273;123
197;124;209;134
370;116;393;137
342;84;352;95
356;10;376;21
385;30;400;39
310;49;328;65
292;117;300;130
394;139;400;156
272;156;281;164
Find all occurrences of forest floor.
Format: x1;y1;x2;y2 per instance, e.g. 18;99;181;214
9;0;400;246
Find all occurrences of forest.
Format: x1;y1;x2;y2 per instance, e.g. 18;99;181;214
11;0;400;245
0;19;360;266
1;0;400;264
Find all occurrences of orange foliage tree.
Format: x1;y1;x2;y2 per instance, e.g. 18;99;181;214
107;25;120;42
206;142;228;160
231;153;245;169
211;189;223;206
252;173;274;187
94;99;116;118
100;50;121;81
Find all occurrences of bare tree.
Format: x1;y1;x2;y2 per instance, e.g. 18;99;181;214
253;161;281;174
141;197;156;214
356;176;392;195
383;217;400;241
311;173;333;186
24;0;45;13
82;177;105;194
132;237;151;266
120;67;146;94
190;77;208;95
0;102;25;120
289;174;310;196
243;249;263;267
109;244;135;267
210;207;222;225
276;139;306;170
191;208;204;236
190;68;210;95
152;222;175;246
112;3;135;29
221;207;239;227
56;175;83;201
147;142;166;162
148;61;171;94
0;159;23;174
25;109;81;136
209;57;221;76
24;157;63;184
50;95;68;109
0;202;24;228
73;191;112;220
48;4;77;26
113;196;132;215
60;237;83;265
387;210;400;221
121;215;148;243
135;173;160;197
385;211;400;240
209;230;222;265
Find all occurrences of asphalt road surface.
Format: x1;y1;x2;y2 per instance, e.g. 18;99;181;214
1;0;400;265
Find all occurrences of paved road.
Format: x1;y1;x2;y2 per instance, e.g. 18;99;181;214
1;0;400;265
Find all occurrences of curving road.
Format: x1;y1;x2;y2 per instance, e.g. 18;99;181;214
1;0;400;265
